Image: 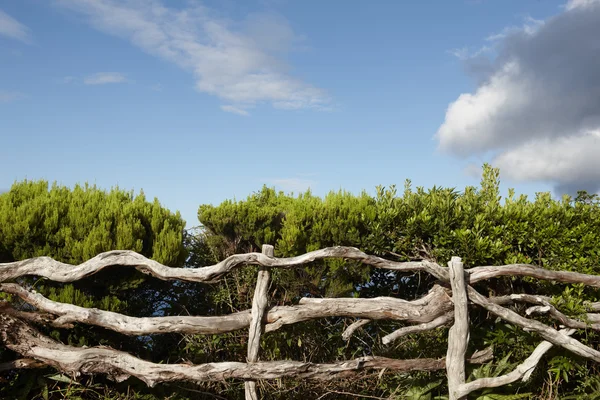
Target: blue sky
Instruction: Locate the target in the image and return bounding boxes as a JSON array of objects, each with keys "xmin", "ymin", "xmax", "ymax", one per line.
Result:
[{"xmin": 1, "ymin": 0, "xmax": 599, "ymax": 227}]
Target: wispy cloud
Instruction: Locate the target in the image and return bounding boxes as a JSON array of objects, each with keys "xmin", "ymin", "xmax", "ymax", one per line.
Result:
[
  {"xmin": 268, "ymin": 177, "xmax": 315, "ymax": 193},
  {"xmin": 447, "ymin": 16, "xmax": 542, "ymax": 61},
  {"xmin": 150, "ymin": 83, "xmax": 163, "ymax": 91},
  {"xmin": 485, "ymin": 16, "xmax": 544, "ymax": 42},
  {"xmin": 447, "ymin": 45, "xmax": 491, "ymax": 61},
  {"xmin": 83, "ymin": 72, "xmax": 128, "ymax": 85},
  {"xmin": 0, "ymin": 9, "xmax": 31, "ymax": 43},
  {"xmin": 221, "ymin": 104, "xmax": 250, "ymax": 116},
  {"xmin": 565, "ymin": 0, "xmax": 600, "ymax": 11},
  {"xmin": 59, "ymin": 76, "xmax": 78, "ymax": 84},
  {"xmin": 0, "ymin": 90, "xmax": 26, "ymax": 103},
  {"xmin": 55, "ymin": 0, "xmax": 330, "ymax": 114}
]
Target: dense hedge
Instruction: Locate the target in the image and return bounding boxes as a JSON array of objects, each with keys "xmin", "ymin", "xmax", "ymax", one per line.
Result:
[
  {"xmin": 2, "ymin": 167, "xmax": 600, "ymax": 399},
  {"xmin": 196, "ymin": 165, "xmax": 600, "ymax": 399},
  {"xmin": 0, "ymin": 180, "xmax": 190, "ymax": 399}
]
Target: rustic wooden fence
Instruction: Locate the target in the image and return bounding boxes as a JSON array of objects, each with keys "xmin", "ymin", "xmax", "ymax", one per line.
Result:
[{"xmin": 3, "ymin": 245, "xmax": 600, "ymax": 399}]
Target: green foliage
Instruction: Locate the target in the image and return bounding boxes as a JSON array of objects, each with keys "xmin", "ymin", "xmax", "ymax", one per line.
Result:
[
  {"xmin": 465, "ymin": 354, "xmax": 532, "ymax": 399},
  {"xmin": 0, "ymin": 180, "xmax": 186, "ymax": 265},
  {"xmin": 401, "ymin": 379, "xmax": 444, "ymax": 399},
  {"xmin": 551, "ymin": 284, "xmax": 589, "ymax": 319},
  {"xmin": 6, "ymin": 165, "xmax": 600, "ymax": 398},
  {"xmin": 192, "ymin": 163, "xmax": 600, "ymax": 398},
  {"xmin": 0, "ymin": 180, "xmax": 188, "ymax": 399}
]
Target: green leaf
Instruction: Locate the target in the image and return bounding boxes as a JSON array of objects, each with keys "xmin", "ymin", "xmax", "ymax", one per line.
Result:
[{"xmin": 45, "ymin": 374, "xmax": 80, "ymax": 385}]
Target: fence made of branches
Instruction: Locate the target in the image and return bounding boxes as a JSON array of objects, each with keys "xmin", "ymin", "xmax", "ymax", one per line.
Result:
[{"xmin": 3, "ymin": 245, "xmax": 600, "ymax": 399}]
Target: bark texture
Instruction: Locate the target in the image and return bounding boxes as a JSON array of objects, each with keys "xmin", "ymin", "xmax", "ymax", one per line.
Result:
[
  {"xmin": 446, "ymin": 257, "xmax": 469, "ymax": 400},
  {"xmin": 4, "ymin": 247, "xmax": 600, "ymax": 398},
  {"xmin": 245, "ymin": 244, "xmax": 273, "ymax": 400},
  {"xmin": 0, "ymin": 314, "xmax": 492, "ymax": 386},
  {"xmin": 0, "ymin": 283, "xmax": 451, "ymax": 335},
  {"xmin": 0, "ymin": 246, "xmax": 448, "ymax": 283}
]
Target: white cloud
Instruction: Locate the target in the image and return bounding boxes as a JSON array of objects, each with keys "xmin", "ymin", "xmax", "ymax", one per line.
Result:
[
  {"xmin": 437, "ymin": 61, "xmax": 534, "ymax": 155},
  {"xmin": 0, "ymin": 9, "xmax": 31, "ymax": 43},
  {"xmin": 59, "ymin": 76, "xmax": 77, "ymax": 84},
  {"xmin": 55, "ymin": 0, "xmax": 329, "ymax": 114},
  {"xmin": 268, "ymin": 178, "xmax": 315, "ymax": 193},
  {"xmin": 447, "ymin": 46, "xmax": 491, "ymax": 61},
  {"xmin": 485, "ymin": 16, "xmax": 544, "ymax": 41},
  {"xmin": 83, "ymin": 72, "xmax": 128, "ymax": 85},
  {"xmin": 0, "ymin": 90, "xmax": 25, "ymax": 103},
  {"xmin": 494, "ymin": 132, "xmax": 600, "ymax": 194},
  {"xmin": 437, "ymin": 1, "xmax": 600, "ymax": 194},
  {"xmin": 448, "ymin": 47, "xmax": 470, "ymax": 60},
  {"xmin": 565, "ymin": 0, "xmax": 600, "ymax": 11},
  {"xmin": 221, "ymin": 105, "xmax": 250, "ymax": 116},
  {"xmin": 150, "ymin": 83, "xmax": 163, "ymax": 91}
]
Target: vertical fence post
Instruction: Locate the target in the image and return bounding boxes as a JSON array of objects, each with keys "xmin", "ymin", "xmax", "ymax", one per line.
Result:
[
  {"xmin": 245, "ymin": 244, "xmax": 273, "ymax": 400},
  {"xmin": 446, "ymin": 256, "xmax": 469, "ymax": 400}
]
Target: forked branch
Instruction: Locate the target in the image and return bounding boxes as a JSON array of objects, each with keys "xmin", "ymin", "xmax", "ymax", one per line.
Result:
[
  {"xmin": 457, "ymin": 329, "xmax": 575, "ymax": 398},
  {"xmin": 468, "ymin": 287, "xmax": 600, "ymax": 362}
]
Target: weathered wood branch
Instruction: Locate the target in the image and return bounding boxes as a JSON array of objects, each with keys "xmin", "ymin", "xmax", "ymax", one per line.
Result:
[
  {"xmin": 6, "ymin": 247, "xmax": 600, "ymax": 291},
  {"xmin": 1, "ymin": 283, "xmax": 253, "ymax": 334},
  {"xmin": 0, "ymin": 315, "xmax": 492, "ymax": 387},
  {"xmin": 583, "ymin": 313, "xmax": 600, "ymax": 323},
  {"xmin": 456, "ymin": 329, "xmax": 576, "ymax": 398},
  {"xmin": 382, "ymin": 313, "xmax": 453, "ymax": 345},
  {"xmin": 487, "ymin": 294, "xmax": 600, "ymax": 329},
  {"xmin": 468, "ymin": 286, "xmax": 600, "ymax": 362},
  {"xmin": 516, "ymin": 295, "xmax": 600, "ymax": 330},
  {"xmin": 488, "ymin": 294, "xmax": 600, "ymax": 330},
  {"xmin": 446, "ymin": 257, "xmax": 469, "ymax": 400},
  {"xmin": 0, "ymin": 358, "xmax": 46, "ymax": 372},
  {"xmin": 0, "ymin": 283, "xmax": 451, "ymax": 336},
  {"xmin": 246, "ymin": 245, "xmax": 273, "ymax": 400},
  {"xmin": 0, "ymin": 300, "xmax": 56, "ymax": 326},
  {"xmin": 488, "ymin": 294, "xmax": 553, "ymax": 306},
  {"xmin": 285, "ymin": 285, "xmax": 452, "ymax": 329},
  {"xmin": 0, "ymin": 246, "xmax": 448, "ymax": 284},
  {"xmin": 8, "ymin": 245, "xmax": 600, "ymax": 397},
  {"xmin": 588, "ymin": 302, "xmax": 600, "ymax": 312},
  {"xmin": 467, "ymin": 264, "xmax": 600, "ymax": 287},
  {"xmin": 342, "ymin": 319, "xmax": 371, "ymax": 341},
  {"xmin": 6, "ymin": 244, "xmax": 600, "ymax": 294}
]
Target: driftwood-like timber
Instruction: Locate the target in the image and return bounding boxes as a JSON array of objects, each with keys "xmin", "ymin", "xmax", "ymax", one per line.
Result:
[
  {"xmin": 245, "ymin": 245, "xmax": 273, "ymax": 400},
  {"xmin": 446, "ymin": 257, "xmax": 469, "ymax": 400},
  {"xmin": 0, "ymin": 314, "xmax": 493, "ymax": 387},
  {"xmin": 468, "ymin": 287, "xmax": 600, "ymax": 362},
  {"xmin": 3, "ymin": 246, "xmax": 600, "ymax": 398},
  {"xmin": 0, "ymin": 358, "xmax": 46, "ymax": 372},
  {"xmin": 0, "ymin": 246, "xmax": 448, "ymax": 283},
  {"xmin": 468, "ymin": 264, "xmax": 600, "ymax": 287},
  {"xmin": 381, "ymin": 313, "xmax": 453, "ymax": 345},
  {"xmin": 343, "ymin": 319, "xmax": 371, "ymax": 341},
  {"xmin": 456, "ymin": 329, "xmax": 576, "ymax": 398},
  {"xmin": 0, "ymin": 283, "xmax": 451, "ymax": 336},
  {"xmin": 489, "ymin": 293, "xmax": 600, "ymax": 330},
  {"xmin": 5, "ymin": 246, "xmax": 600, "ymax": 287}
]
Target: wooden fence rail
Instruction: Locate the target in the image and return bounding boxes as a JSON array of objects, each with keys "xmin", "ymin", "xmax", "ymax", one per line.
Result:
[{"xmin": 2, "ymin": 245, "xmax": 600, "ymax": 399}]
